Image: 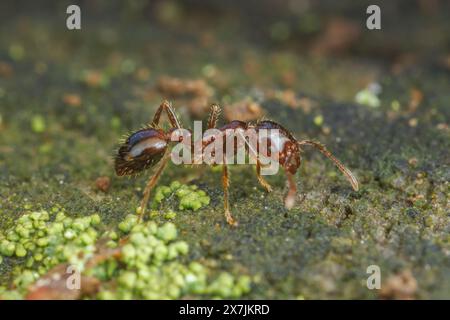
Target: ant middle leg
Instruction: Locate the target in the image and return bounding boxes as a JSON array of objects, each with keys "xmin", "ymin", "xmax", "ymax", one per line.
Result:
[
  {"xmin": 138, "ymin": 151, "xmax": 171, "ymax": 222},
  {"xmin": 151, "ymin": 100, "xmax": 182, "ymax": 129},
  {"xmin": 256, "ymin": 160, "xmax": 273, "ymax": 193},
  {"xmin": 222, "ymin": 164, "xmax": 238, "ymax": 226}
]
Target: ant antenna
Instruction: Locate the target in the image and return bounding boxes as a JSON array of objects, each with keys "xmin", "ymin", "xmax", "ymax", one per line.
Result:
[{"xmin": 297, "ymin": 140, "xmax": 359, "ymax": 191}]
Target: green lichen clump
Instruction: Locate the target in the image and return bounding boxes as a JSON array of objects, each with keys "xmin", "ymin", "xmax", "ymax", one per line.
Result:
[
  {"xmin": 97, "ymin": 215, "xmax": 250, "ymax": 299},
  {"xmin": 0, "ymin": 208, "xmax": 251, "ymax": 300},
  {"xmin": 151, "ymin": 181, "xmax": 211, "ymax": 212},
  {"xmin": 354, "ymin": 84, "xmax": 381, "ymax": 108},
  {"xmin": 0, "ymin": 208, "xmax": 102, "ymax": 294}
]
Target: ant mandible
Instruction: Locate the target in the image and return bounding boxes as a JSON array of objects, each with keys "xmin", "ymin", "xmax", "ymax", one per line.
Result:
[{"xmin": 115, "ymin": 100, "xmax": 359, "ymax": 226}]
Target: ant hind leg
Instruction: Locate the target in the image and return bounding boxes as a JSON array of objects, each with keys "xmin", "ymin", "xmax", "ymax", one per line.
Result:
[
  {"xmin": 222, "ymin": 164, "xmax": 238, "ymax": 226},
  {"xmin": 284, "ymin": 170, "xmax": 297, "ymax": 210}
]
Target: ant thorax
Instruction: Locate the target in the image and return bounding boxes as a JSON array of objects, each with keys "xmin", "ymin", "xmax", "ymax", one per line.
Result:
[{"xmin": 170, "ymin": 121, "xmax": 282, "ymax": 175}]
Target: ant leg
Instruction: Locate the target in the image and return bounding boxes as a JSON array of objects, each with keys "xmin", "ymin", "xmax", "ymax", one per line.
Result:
[
  {"xmin": 151, "ymin": 100, "xmax": 182, "ymax": 129},
  {"xmin": 243, "ymin": 133, "xmax": 272, "ymax": 193},
  {"xmin": 297, "ymin": 140, "xmax": 359, "ymax": 191},
  {"xmin": 284, "ymin": 170, "xmax": 297, "ymax": 210},
  {"xmin": 256, "ymin": 160, "xmax": 273, "ymax": 193},
  {"xmin": 222, "ymin": 164, "xmax": 238, "ymax": 226},
  {"xmin": 207, "ymin": 104, "xmax": 221, "ymax": 129},
  {"xmin": 138, "ymin": 152, "xmax": 171, "ymax": 222}
]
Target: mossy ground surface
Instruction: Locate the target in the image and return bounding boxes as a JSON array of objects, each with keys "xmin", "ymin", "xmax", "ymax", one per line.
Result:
[{"xmin": 0, "ymin": 1, "xmax": 449, "ymax": 299}]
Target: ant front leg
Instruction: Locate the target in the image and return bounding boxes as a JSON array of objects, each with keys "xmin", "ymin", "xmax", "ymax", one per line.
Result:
[
  {"xmin": 206, "ymin": 104, "xmax": 237, "ymax": 226},
  {"xmin": 138, "ymin": 151, "xmax": 171, "ymax": 222},
  {"xmin": 222, "ymin": 163, "xmax": 238, "ymax": 226},
  {"xmin": 151, "ymin": 100, "xmax": 182, "ymax": 129}
]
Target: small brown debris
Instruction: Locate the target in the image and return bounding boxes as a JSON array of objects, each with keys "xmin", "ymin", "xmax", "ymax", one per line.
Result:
[
  {"xmin": 297, "ymin": 98, "xmax": 316, "ymax": 114},
  {"xmin": 0, "ymin": 61, "xmax": 13, "ymax": 77},
  {"xmin": 408, "ymin": 118, "xmax": 418, "ymax": 127},
  {"xmin": 200, "ymin": 31, "xmax": 215, "ymax": 48},
  {"xmin": 135, "ymin": 67, "xmax": 150, "ymax": 81},
  {"xmin": 379, "ymin": 270, "xmax": 417, "ymax": 300},
  {"xmin": 223, "ymin": 99, "xmax": 264, "ymax": 122},
  {"xmin": 322, "ymin": 126, "xmax": 331, "ymax": 135},
  {"xmin": 156, "ymin": 76, "xmax": 212, "ymax": 98},
  {"xmin": 155, "ymin": 76, "xmax": 214, "ymax": 119},
  {"xmin": 243, "ymin": 56, "xmax": 261, "ymax": 77},
  {"xmin": 26, "ymin": 264, "xmax": 100, "ymax": 300},
  {"xmin": 278, "ymin": 90, "xmax": 299, "ymax": 109},
  {"xmin": 418, "ymin": 0, "xmax": 440, "ymax": 15},
  {"xmin": 281, "ymin": 70, "xmax": 296, "ymax": 87},
  {"xmin": 408, "ymin": 157, "xmax": 418, "ymax": 167},
  {"xmin": 83, "ymin": 70, "xmax": 103, "ymax": 88},
  {"xmin": 34, "ymin": 62, "xmax": 48, "ymax": 75},
  {"xmin": 62, "ymin": 94, "xmax": 82, "ymax": 107},
  {"xmin": 409, "ymin": 88, "xmax": 423, "ymax": 112},
  {"xmin": 440, "ymin": 54, "xmax": 450, "ymax": 71},
  {"xmin": 408, "ymin": 193, "xmax": 425, "ymax": 205},
  {"xmin": 95, "ymin": 176, "xmax": 111, "ymax": 192},
  {"xmin": 436, "ymin": 123, "xmax": 448, "ymax": 132},
  {"xmin": 187, "ymin": 96, "xmax": 210, "ymax": 118},
  {"xmin": 267, "ymin": 89, "xmax": 316, "ymax": 113},
  {"xmin": 391, "ymin": 53, "xmax": 419, "ymax": 75},
  {"xmin": 311, "ymin": 18, "xmax": 361, "ymax": 56}
]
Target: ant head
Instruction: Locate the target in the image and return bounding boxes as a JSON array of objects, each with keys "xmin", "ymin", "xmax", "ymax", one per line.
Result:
[{"xmin": 115, "ymin": 128, "xmax": 169, "ymax": 176}]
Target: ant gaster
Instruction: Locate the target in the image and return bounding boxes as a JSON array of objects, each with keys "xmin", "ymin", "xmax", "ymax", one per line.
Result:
[{"xmin": 115, "ymin": 100, "xmax": 359, "ymax": 226}]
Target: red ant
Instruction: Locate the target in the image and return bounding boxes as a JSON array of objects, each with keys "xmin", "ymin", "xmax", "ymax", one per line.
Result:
[{"xmin": 115, "ymin": 100, "xmax": 359, "ymax": 226}]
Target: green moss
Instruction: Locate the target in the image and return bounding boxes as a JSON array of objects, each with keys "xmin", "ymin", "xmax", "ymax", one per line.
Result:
[
  {"xmin": 354, "ymin": 88, "xmax": 381, "ymax": 108},
  {"xmin": 8, "ymin": 43, "xmax": 25, "ymax": 61},
  {"xmin": 0, "ymin": 209, "xmax": 251, "ymax": 300},
  {"xmin": 150, "ymin": 182, "xmax": 211, "ymax": 213},
  {"xmin": 30, "ymin": 115, "xmax": 46, "ymax": 133}
]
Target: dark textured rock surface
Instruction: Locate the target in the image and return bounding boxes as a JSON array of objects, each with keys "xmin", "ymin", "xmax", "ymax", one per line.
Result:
[{"xmin": 0, "ymin": 1, "xmax": 449, "ymax": 298}]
